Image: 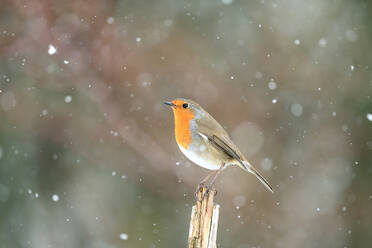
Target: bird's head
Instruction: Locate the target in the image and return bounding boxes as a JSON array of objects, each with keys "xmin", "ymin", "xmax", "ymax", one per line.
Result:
[
  {"xmin": 164, "ymin": 98, "xmax": 202, "ymax": 120},
  {"xmin": 164, "ymin": 99, "xmax": 203, "ymax": 148}
]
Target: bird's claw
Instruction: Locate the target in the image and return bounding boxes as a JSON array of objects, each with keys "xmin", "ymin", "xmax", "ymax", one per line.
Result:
[
  {"xmin": 194, "ymin": 183, "xmax": 204, "ymax": 201},
  {"xmin": 194, "ymin": 183, "xmax": 216, "ymax": 201}
]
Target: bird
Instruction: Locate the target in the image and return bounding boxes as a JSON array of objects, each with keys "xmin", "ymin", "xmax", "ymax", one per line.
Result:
[{"xmin": 164, "ymin": 98, "xmax": 273, "ymax": 193}]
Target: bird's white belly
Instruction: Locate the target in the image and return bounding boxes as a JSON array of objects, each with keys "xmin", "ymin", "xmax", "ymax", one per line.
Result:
[{"xmin": 179, "ymin": 145, "xmax": 220, "ymax": 170}]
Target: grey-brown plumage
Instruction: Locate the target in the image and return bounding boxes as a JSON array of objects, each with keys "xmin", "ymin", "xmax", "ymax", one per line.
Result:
[{"xmin": 165, "ymin": 98, "xmax": 274, "ymax": 193}]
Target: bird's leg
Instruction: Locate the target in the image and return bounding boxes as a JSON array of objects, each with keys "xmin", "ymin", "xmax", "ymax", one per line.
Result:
[
  {"xmin": 200, "ymin": 170, "xmax": 217, "ymax": 186},
  {"xmin": 208, "ymin": 163, "xmax": 225, "ymax": 188},
  {"xmin": 197, "ymin": 164, "xmax": 225, "ymax": 200},
  {"xmin": 194, "ymin": 170, "xmax": 217, "ymax": 200}
]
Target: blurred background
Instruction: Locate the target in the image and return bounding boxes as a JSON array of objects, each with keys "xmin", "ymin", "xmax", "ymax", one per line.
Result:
[{"xmin": 0, "ymin": 0, "xmax": 372, "ymax": 247}]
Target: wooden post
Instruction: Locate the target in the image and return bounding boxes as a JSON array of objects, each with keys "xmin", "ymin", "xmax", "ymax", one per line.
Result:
[{"xmin": 188, "ymin": 186, "xmax": 220, "ymax": 248}]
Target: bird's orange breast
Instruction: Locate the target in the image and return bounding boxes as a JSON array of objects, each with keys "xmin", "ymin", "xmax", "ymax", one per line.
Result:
[{"xmin": 173, "ymin": 108, "xmax": 195, "ymax": 149}]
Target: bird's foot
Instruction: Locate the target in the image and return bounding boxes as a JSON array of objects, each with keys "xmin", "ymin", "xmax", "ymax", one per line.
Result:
[
  {"xmin": 194, "ymin": 183, "xmax": 216, "ymax": 201},
  {"xmin": 194, "ymin": 183, "xmax": 205, "ymax": 201}
]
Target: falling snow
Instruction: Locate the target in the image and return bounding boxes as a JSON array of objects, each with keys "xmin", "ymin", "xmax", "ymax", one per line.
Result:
[
  {"xmin": 52, "ymin": 194, "xmax": 59, "ymax": 202},
  {"xmin": 268, "ymin": 78, "xmax": 277, "ymax": 90},
  {"xmin": 291, "ymin": 103, "xmax": 303, "ymax": 117},
  {"xmin": 261, "ymin": 158, "xmax": 273, "ymax": 170},
  {"xmin": 106, "ymin": 17, "xmax": 115, "ymax": 24},
  {"xmin": 164, "ymin": 19, "xmax": 173, "ymax": 27},
  {"xmin": 64, "ymin": 95, "xmax": 72, "ymax": 103},
  {"xmin": 318, "ymin": 38, "xmax": 327, "ymax": 47},
  {"xmin": 48, "ymin": 44, "xmax": 57, "ymax": 55},
  {"xmin": 221, "ymin": 0, "xmax": 233, "ymax": 5},
  {"xmin": 41, "ymin": 109, "xmax": 48, "ymax": 116},
  {"xmin": 119, "ymin": 233, "xmax": 128, "ymax": 240},
  {"xmin": 1, "ymin": 1, "xmax": 371, "ymax": 247}
]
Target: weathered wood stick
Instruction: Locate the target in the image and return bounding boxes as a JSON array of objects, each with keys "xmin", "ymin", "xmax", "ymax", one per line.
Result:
[{"xmin": 188, "ymin": 186, "xmax": 220, "ymax": 248}]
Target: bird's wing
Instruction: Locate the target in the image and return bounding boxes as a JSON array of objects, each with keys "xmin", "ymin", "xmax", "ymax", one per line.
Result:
[
  {"xmin": 197, "ymin": 117, "xmax": 274, "ymax": 193},
  {"xmin": 197, "ymin": 123, "xmax": 248, "ymax": 171}
]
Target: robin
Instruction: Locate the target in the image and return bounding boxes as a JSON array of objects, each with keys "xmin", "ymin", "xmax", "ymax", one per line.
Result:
[{"xmin": 164, "ymin": 98, "xmax": 273, "ymax": 193}]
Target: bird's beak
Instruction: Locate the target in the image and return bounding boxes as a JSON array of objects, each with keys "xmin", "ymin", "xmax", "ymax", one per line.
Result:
[{"xmin": 164, "ymin": 101, "xmax": 176, "ymax": 107}]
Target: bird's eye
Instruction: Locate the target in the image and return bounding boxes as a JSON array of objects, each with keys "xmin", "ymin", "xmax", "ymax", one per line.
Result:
[{"xmin": 182, "ymin": 103, "xmax": 188, "ymax": 109}]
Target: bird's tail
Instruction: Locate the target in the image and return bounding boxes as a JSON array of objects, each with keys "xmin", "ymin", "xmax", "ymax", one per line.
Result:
[{"xmin": 241, "ymin": 161, "xmax": 274, "ymax": 193}]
